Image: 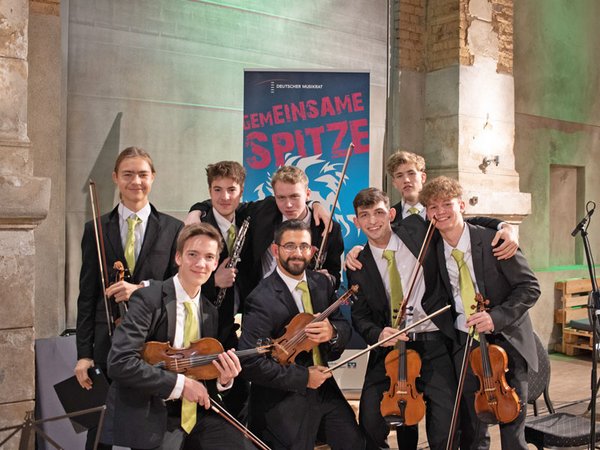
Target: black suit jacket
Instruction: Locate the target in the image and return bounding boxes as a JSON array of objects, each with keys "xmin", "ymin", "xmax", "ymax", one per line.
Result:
[
  {"xmin": 349, "ymin": 215, "xmax": 455, "ymax": 386},
  {"xmin": 103, "ymin": 278, "xmax": 219, "ymax": 449},
  {"xmin": 435, "ymin": 223, "xmax": 540, "ymax": 371},
  {"xmin": 238, "ymin": 270, "xmax": 351, "ymax": 446},
  {"xmin": 76, "ymin": 204, "xmax": 183, "ymax": 367}
]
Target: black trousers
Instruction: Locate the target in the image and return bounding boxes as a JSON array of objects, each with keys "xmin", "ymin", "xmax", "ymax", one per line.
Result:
[
  {"xmin": 359, "ymin": 337, "xmax": 457, "ymax": 450},
  {"xmin": 453, "ymin": 332, "xmax": 529, "ymax": 450},
  {"xmin": 257, "ymin": 381, "xmax": 365, "ymax": 450},
  {"xmin": 131, "ymin": 408, "xmax": 254, "ymax": 450}
]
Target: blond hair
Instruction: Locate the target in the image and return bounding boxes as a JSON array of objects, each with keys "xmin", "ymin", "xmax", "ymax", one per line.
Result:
[
  {"xmin": 419, "ymin": 176, "xmax": 463, "ymax": 206},
  {"xmin": 386, "ymin": 150, "xmax": 426, "ymax": 176},
  {"xmin": 114, "ymin": 147, "xmax": 155, "ymax": 174},
  {"xmin": 270, "ymin": 165, "xmax": 308, "ymax": 188}
]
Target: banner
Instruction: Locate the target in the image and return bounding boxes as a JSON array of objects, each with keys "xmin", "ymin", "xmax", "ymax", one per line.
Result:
[{"xmin": 243, "ymin": 70, "xmax": 370, "ymax": 263}]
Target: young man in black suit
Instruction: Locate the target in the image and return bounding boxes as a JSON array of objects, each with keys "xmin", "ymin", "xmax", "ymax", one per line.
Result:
[
  {"xmin": 238, "ymin": 220, "xmax": 364, "ymax": 450},
  {"xmin": 420, "ymin": 176, "xmax": 540, "ymax": 450},
  {"xmin": 75, "ymin": 147, "xmax": 183, "ymax": 449},
  {"xmin": 195, "ymin": 160, "xmax": 250, "ymax": 419},
  {"xmin": 348, "ymin": 188, "xmax": 456, "ymax": 450},
  {"xmin": 102, "ymin": 223, "xmax": 248, "ymax": 450}
]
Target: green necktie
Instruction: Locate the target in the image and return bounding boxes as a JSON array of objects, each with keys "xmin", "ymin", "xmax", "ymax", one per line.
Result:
[
  {"xmin": 227, "ymin": 224, "xmax": 236, "ymax": 254},
  {"xmin": 181, "ymin": 301, "xmax": 199, "ymax": 433},
  {"xmin": 408, "ymin": 207, "xmax": 420, "ymax": 215},
  {"xmin": 382, "ymin": 250, "xmax": 403, "ymax": 327},
  {"xmin": 296, "ymin": 281, "xmax": 323, "ymax": 367},
  {"xmin": 124, "ymin": 215, "xmax": 141, "ymax": 272},
  {"xmin": 451, "ymin": 249, "xmax": 478, "ymax": 339}
]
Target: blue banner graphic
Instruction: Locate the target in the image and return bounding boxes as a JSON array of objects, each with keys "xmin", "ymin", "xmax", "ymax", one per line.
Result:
[{"xmin": 243, "ymin": 70, "xmax": 370, "ymax": 261}]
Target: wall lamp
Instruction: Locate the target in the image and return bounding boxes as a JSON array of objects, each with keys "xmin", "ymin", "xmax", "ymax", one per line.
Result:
[{"xmin": 479, "ymin": 155, "xmax": 499, "ymax": 174}]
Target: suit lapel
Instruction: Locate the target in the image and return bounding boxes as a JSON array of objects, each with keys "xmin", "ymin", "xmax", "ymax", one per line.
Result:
[
  {"xmin": 105, "ymin": 206, "xmax": 125, "ymax": 263},
  {"xmin": 468, "ymin": 223, "xmax": 486, "ymax": 296},
  {"xmin": 164, "ymin": 279, "xmax": 177, "ymax": 344},
  {"xmin": 362, "ymin": 244, "xmax": 391, "ymax": 323},
  {"xmin": 136, "ymin": 205, "xmax": 160, "ymax": 276},
  {"xmin": 436, "ymin": 235, "xmax": 453, "ymax": 296},
  {"xmin": 273, "ymin": 272, "xmax": 301, "ymax": 316},
  {"xmin": 206, "ymin": 209, "xmax": 230, "ymax": 260},
  {"xmin": 395, "ymin": 224, "xmax": 420, "ymax": 257}
]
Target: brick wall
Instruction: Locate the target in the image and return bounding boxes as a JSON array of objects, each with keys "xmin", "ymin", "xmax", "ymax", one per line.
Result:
[
  {"xmin": 492, "ymin": 0, "xmax": 513, "ymax": 73},
  {"xmin": 426, "ymin": 0, "xmax": 461, "ymax": 71},
  {"xmin": 397, "ymin": 0, "xmax": 426, "ymax": 71}
]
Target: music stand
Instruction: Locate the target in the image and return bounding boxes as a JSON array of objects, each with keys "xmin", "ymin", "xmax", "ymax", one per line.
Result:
[{"xmin": 0, "ymin": 406, "xmax": 106, "ymax": 450}]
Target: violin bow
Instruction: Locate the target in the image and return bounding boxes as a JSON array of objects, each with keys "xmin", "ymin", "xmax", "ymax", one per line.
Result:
[
  {"xmin": 209, "ymin": 398, "xmax": 271, "ymax": 450},
  {"xmin": 324, "ymin": 305, "xmax": 451, "ymax": 374},
  {"xmin": 392, "ymin": 217, "xmax": 437, "ymax": 330},
  {"xmin": 89, "ymin": 179, "xmax": 115, "ymax": 336},
  {"xmin": 445, "ymin": 328, "xmax": 476, "ymax": 450},
  {"xmin": 314, "ymin": 142, "xmax": 354, "ymax": 270}
]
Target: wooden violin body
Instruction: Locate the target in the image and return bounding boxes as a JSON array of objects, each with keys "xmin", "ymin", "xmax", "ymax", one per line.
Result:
[
  {"xmin": 469, "ymin": 294, "xmax": 521, "ymax": 424},
  {"xmin": 380, "ymin": 342, "xmax": 425, "ymax": 426},
  {"xmin": 143, "ymin": 337, "xmax": 272, "ymax": 380},
  {"xmin": 271, "ymin": 313, "xmax": 316, "ymax": 365},
  {"xmin": 269, "ymin": 285, "xmax": 359, "ymax": 366}
]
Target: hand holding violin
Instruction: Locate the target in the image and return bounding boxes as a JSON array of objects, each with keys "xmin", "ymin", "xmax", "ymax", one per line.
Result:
[
  {"xmin": 466, "ymin": 311, "xmax": 495, "ymax": 334},
  {"xmin": 304, "ymin": 317, "xmax": 335, "ymax": 344},
  {"xmin": 378, "ymin": 327, "xmax": 409, "ymax": 347},
  {"xmin": 105, "ymin": 280, "xmax": 143, "ymax": 303},
  {"xmin": 214, "ymin": 349, "xmax": 242, "ymax": 386}
]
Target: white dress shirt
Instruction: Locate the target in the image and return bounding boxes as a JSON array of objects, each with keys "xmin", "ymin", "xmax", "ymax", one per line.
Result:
[
  {"xmin": 118, "ymin": 202, "xmax": 151, "ymax": 261},
  {"xmin": 370, "ymin": 233, "xmax": 437, "ymax": 333}
]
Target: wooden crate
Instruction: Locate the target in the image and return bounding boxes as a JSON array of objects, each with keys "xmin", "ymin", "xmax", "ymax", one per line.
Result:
[
  {"xmin": 554, "ymin": 278, "xmax": 598, "ymax": 355},
  {"xmin": 562, "ymin": 327, "xmax": 594, "ymax": 356}
]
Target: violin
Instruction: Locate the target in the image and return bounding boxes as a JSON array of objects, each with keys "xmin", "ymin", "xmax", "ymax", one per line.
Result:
[
  {"xmin": 270, "ymin": 285, "xmax": 358, "ymax": 365},
  {"xmin": 143, "ymin": 337, "xmax": 273, "ymax": 381},
  {"xmin": 469, "ymin": 293, "xmax": 521, "ymax": 424},
  {"xmin": 142, "ymin": 338, "xmax": 273, "ymax": 450},
  {"xmin": 380, "ymin": 219, "xmax": 437, "ymax": 426},
  {"xmin": 380, "ymin": 336, "xmax": 425, "ymax": 426}
]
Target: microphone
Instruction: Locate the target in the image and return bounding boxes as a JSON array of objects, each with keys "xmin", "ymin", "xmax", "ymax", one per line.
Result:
[{"xmin": 571, "ymin": 207, "xmax": 595, "ymax": 237}]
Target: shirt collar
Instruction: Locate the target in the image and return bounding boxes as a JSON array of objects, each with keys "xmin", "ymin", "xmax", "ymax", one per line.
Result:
[
  {"xmin": 403, "ymin": 202, "xmax": 424, "ymax": 216},
  {"xmin": 212, "ymin": 207, "xmax": 235, "ymax": 235},
  {"xmin": 118, "ymin": 202, "xmax": 151, "ymax": 222},
  {"xmin": 370, "ymin": 231, "xmax": 401, "ymax": 259},
  {"xmin": 443, "ymin": 223, "xmax": 471, "ymax": 256},
  {"xmin": 276, "ymin": 266, "xmax": 307, "ymax": 293},
  {"xmin": 173, "ymin": 273, "xmax": 201, "ymax": 305}
]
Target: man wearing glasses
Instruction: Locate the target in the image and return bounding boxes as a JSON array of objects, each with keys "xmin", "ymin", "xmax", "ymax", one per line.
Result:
[{"xmin": 238, "ymin": 220, "xmax": 364, "ymax": 450}]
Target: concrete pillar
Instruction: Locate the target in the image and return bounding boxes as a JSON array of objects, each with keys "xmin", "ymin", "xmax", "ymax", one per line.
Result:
[
  {"xmin": 422, "ymin": 0, "xmax": 530, "ymax": 222},
  {"xmin": 0, "ymin": 0, "xmax": 51, "ymax": 447}
]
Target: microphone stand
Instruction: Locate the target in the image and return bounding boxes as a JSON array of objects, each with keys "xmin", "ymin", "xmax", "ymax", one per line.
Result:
[{"xmin": 571, "ymin": 201, "xmax": 598, "ymax": 449}]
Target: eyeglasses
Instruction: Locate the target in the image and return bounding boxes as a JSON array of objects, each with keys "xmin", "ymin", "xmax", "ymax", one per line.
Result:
[{"xmin": 279, "ymin": 243, "xmax": 312, "ymax": 253}]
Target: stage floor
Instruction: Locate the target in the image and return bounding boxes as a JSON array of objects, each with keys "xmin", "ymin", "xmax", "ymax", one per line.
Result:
[{"xmin": 337, "ymin": 351, "xmax": 600, "ymax": 450}]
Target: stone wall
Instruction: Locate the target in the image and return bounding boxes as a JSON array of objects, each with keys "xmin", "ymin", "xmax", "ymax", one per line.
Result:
[{"xmin": 0, "ymin": 0, "xmax": 50, "ymax": 447}]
